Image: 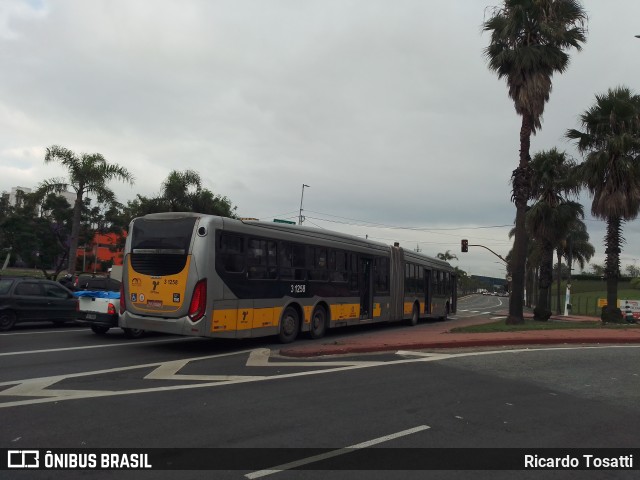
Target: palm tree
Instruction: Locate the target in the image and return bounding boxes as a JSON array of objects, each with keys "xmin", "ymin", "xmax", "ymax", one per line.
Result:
[
  {"xmin": 567, "ymin": 86, "xmax": 640, "ymax": 322},
  {"xmin": 483, "ymin": 0, "xmax": 587, "ymax": 323},
  {"xmin": 526, "ymin": 149, "xmax": 583, "ymax": 320},
  {"xmin": 37, "ymin": 146, "xmax": 134, "ymax": 275},
  {"xmin": 158, "ymin": 170, "xmax": 237, "ymax": 217},
  {"xmin": 161, "ymin": 169, "xmax": 202, "ymax": 212},
  {"xmin": 555, "ymin": 219, "xmax": 594, "ymax": 313},
  {"xmin": 437, "ymin": 250, "xmax": 459, "ymax": 262}
]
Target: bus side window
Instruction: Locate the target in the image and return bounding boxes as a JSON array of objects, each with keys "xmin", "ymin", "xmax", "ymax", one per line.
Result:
[
  {"xmin": 374, "ymin": 257, "xmax": 389, "ymax": 293},
  {"xmin": 280, "ymin": 242, "xmax": 306, "ymax": 281},
  {"xmin": 331, "ymin": 251, "xmax": 348, "ymax": 282},
  {"xmin": 247, "ymin": 238, "xmax": 267, "ymax": 279},
  {"xmin": 309, "ymin": 247, "xmax": 328, "ymax": 281},
  {"xmin": 348, "ymin": 253, "xmax": 358, "ymax": 290},
  {"xmin": 220, "ymin": 234, "xmax": 244, "ymax": 273}
]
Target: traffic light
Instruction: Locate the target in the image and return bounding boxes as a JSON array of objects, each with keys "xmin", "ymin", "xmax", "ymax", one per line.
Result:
[{"xmin": 461, "ymin": 239, "xmax": 468, "ymax": 252}]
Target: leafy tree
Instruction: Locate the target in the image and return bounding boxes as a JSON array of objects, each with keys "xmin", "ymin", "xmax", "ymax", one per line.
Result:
[
  {"xmin": 567, "ymin": 87, "xmax": 640, "ymax": 322},
  {"xmin": 0, "ymin": 192, "xmax": 73, "ymax": 278},
  {"xmin": 36, "ymin": 145, "xmax": 134, "ymax": 275},
  {"xmin": 589, "ymin": 263, "xmax": 605, "ymax": 277},
  {"xmin": 483, "ymin": 0, "xmax": 587, "ymax": 323},
  {"xmin": 625, "ymin": 264, "xmax": 640, "ymax": 278}
]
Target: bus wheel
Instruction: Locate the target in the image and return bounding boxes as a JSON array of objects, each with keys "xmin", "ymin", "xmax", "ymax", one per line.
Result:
[
  {"xmin": 278, "ymin": 307, "xmax": 300, "ymax": 343},
  {"xmin": 407, "ymin": 304, "xmax": 419, "ymax": 326},
  {"xmin": 309, "ymin": 306, "xmax": 327, "ymax": 339},
  {"xmin": 123, "ymin": 328, "xmax": 145, "ymax": 339}
]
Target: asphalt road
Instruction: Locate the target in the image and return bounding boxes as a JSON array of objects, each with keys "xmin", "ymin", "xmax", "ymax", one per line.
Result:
[{"xmin": 1, "ymin": 318, "xmax": 639, "ymax": 480}]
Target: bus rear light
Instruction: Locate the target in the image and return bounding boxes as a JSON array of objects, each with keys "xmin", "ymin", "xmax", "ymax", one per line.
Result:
[
  {"xmin": 119, "ymin": 284, "xmax": 126, "ymax": 314},
  {"xmin": 108, "ymin": 303, "xmax": 116, "ymax": 316},
  {"xmin": 188, "ymin": 279, "xmax": 207, "ymax": 322}
]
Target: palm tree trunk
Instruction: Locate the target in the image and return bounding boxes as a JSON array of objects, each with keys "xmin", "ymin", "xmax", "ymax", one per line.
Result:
[
  {"xmin": 67, "ymin": 190, "xmax": 83, "ymax": 275},
  {"xmin": 535, "ymin": 242, "xmax": 554, "ymax": 321},
  {"xmin": 603, "ymin": 216, "xmax": 623, "ymax": 323},
  {"xmin": 556, "ymin": 250, "xmax": 562, "ymax": 314},
  {"xmin": 508, "ymin": 114, "xmax": 533, "ymax": 324}
]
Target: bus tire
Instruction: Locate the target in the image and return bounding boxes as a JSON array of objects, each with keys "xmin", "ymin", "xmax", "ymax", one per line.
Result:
[
  {"xmin": 278, "ymin": 307, "xmax": 300, "ymax": 344},
  {"xmin": 309, "ymin": 306, "xmax": 328, "ymax": 339},
  {"xmin": 407, "ymin": 303, "xmax": 419, "ymax": 326},
  {"xmin": 123, "ymin": 328, "xmax": 145, "ymax": 339}
]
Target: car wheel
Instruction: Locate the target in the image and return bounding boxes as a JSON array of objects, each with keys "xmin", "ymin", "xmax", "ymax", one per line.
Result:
[
  {"xmin": 278, "ymin": 307, "xmax": 300, "ymax": 344},
  {"xmin": 0, "ymin": 310, "xmax": 17, "ymax": 331},
  {"xmin": 123, "ymin": 328, "xmax": 145, "ymax": 339},
  {"xmin": 91, "ymin": 325, "xmax": 110, "ymax": 335}
]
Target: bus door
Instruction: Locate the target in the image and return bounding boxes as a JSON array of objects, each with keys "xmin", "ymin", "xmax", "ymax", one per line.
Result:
[
  {"xmin": 424, "ymin": 269, "xmax": 432, "ymax": 315},
  {"xmin": 359, "ymin": 257, "xmax": 373, "ymax": 319}
]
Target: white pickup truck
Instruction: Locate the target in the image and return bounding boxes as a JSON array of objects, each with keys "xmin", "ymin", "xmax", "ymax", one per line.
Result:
[{"xmin": 74, "ymin": 268, "xmax": 144, "ymax": 338}]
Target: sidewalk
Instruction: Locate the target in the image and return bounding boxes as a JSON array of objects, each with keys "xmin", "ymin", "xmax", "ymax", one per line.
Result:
[{"xmin": 280, "ymin": 312, "xmax": 640, "ymax": 357}]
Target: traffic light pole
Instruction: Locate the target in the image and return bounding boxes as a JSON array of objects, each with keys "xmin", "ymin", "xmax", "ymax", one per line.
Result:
[
  {"xmin": 461, "ymin": 239, "xmax": 507, "ymax": 264},
  {"xmin": 468, "ymin": 244, "xmax": 508, "ymax": 264}
]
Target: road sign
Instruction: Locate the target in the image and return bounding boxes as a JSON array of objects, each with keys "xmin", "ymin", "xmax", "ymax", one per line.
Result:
[{"xmin": 273, "ymin": 219, "xmax": 296, "ymax": 225}]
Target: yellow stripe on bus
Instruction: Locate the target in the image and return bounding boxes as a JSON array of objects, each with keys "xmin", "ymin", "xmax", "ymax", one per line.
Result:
[
  {"xmin": 211, "ymin": 307, "xmax": 283, "ymax": 332},
  {"xmin": 212, "ymin": 303, "xmax": 365, "ymax": 333}
]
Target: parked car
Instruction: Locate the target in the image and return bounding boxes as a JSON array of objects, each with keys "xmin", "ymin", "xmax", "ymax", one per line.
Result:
[
  {"xmin": 0, "ymin": 276, "xmax": 78, "ymax": 331},
  {"xmin": 75, "ymin": 277, "xmax": 144, "ymax": 338}
]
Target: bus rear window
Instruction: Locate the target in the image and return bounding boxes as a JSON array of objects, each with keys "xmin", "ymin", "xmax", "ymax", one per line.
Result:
[{"xmin": 132, "ymin": 217, "xmax": 197, "ymax": 253}]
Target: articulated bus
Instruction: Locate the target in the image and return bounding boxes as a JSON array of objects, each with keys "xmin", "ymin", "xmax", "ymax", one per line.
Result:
[{"xmin": 119, "ymin": 213, "xmax": 457, "ymax": 343}]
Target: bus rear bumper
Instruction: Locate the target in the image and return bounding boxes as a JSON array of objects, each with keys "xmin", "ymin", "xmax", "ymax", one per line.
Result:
[{"xmin": 119, "ymin": 311, "xmax": 204, "ymax": 336}]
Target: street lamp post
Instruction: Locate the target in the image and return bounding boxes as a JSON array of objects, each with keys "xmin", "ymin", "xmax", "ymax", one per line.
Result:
[{"xmin": 298, "ymin": 184, "xmax": 310, "ymax": 225}]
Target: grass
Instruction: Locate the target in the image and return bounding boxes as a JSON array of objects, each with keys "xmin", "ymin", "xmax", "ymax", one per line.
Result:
[
  {"xmin": 451, "ymin": 318, "xmax": 640, "ymax": 334},
  {"xmin": 0, "ymin": 267, "xmax": 47, "ymax": 278}
]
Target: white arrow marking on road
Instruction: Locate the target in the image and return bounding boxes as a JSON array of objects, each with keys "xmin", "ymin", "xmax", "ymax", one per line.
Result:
[
  {"xmin": 0, "ymin": 377, "xmax": 110, "ymax": 398},
  {"xmin": 145, "ymin": 359, "xmax": 263, "ymax": 382},
  {"xmin": 245, "ymin": 425, "xmax": 430, "ymax": 479},
  {"xmin": 246, "ymin": 348, "xmax": 385, "ymax": 367}
]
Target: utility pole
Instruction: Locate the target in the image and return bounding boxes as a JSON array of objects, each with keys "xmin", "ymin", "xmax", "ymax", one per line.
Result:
[{"xmin": 298, "ymin": 184, "xmax": 309, "ymax": 225}]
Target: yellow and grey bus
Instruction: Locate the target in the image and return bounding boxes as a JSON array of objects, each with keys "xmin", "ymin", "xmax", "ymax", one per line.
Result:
[{"xmin": 119, "ymin": 213, "xmax": 457, "ymax": 343}]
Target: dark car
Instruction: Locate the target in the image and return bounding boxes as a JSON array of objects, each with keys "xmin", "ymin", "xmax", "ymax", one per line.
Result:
[
  {"xmin": 0, "ymin": 276, "xmax": 78, "ymax": 331},
  {"xmin": 74, "ymin": 274, "xmax": 120, "ymax": 292}
]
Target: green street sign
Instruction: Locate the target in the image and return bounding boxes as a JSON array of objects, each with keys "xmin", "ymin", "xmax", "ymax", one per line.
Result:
[{"xmin": 273, "ymin": 219, "xmax": 296, "ymax": 225}]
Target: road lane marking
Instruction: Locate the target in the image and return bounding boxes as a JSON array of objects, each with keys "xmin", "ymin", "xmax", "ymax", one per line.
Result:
[
  {"xmin": 245, "ymin": 425, "xmax": 430, "ymax": 479},
  {"xmin": 145, "ymin": 359, "xmax": 263, "ymax": 382},
  {"xmin": 247, "ymin": 348, "xmax": 384, "ymax": 367},
  {"xmin": 0, "ymin": 347, "xmax": 385, "ymax": 407},
  {"xmin": 0, "ymin": 337, "xmax": 201, "ymax": 356},
  {"xmin": 2, "ymin": 345, "xmax": 639, "ymax": 409},
  {"xmin": 0, "ymin": 329, "xmax": 89, "ymax": 336}
]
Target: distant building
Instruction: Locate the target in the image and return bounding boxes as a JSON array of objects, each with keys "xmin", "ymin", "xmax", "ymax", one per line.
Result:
[
  {"xmin": 4, "ymin": 185, "xmax": 76, "ymax": 209},
  {"xmin": 8, "ymin": 186, "xmax": 32, "ymax": 206},
  {"xmin": 76, "ymin": 232, "xmax": 125, "ymax": 273}
]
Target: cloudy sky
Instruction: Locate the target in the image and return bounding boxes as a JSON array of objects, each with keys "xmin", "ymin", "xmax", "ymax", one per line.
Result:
[{"xmin": 1, "ymin": 0, "xmax": 639, "ymax": 278}]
